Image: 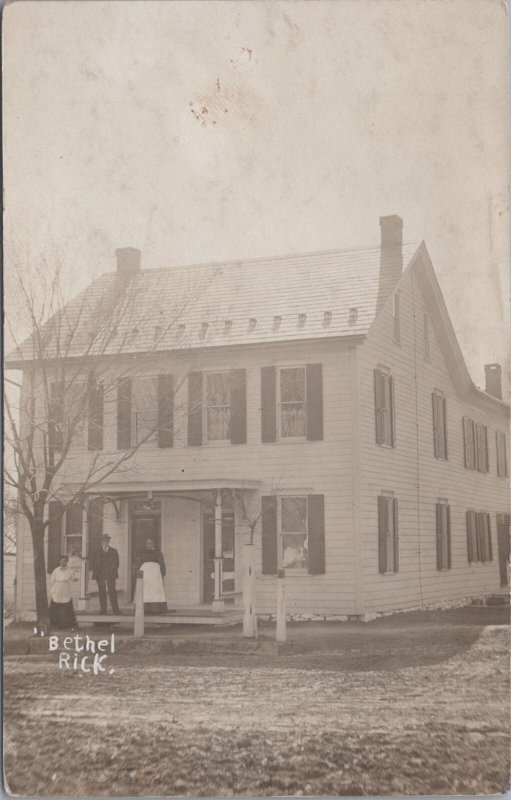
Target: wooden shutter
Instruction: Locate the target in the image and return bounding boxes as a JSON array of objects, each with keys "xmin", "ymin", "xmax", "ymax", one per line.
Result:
[
  {"xmin": 442, "ymin": 397, "xmax": 448, "ymax": 459},
  {"xmin": 436, "ymin": 503, "xmax": 443, "ymax": 570},
  {"xmin": 261, "ymin": 495, "xmax": 278, "ymax": 575},
  {"xmin": 374, "ymin": 370, "xmax": 385, "ymax": 444},
  {"xmin": 487, "ymin": 514, "xmax": 493, "ymax": 561},
  {"xmin": 446, "ymin": 504, "xmax": 452, "ymax": 569},
  {"xmin": 432, "ymin": 394, "xmax": 440, "ymax": 457},
  {"xmin": 87, "ymin": 377, "xmax": 104, "ymax": 451},
  {"xmin": 393, "ymin": 497, "xmax": 399, "ymax": 572},
  {"xmin": 157, "ymin": 374, "xmax": 174, "ymax": 448},
  {"xmin": 230, "ymin": 369, "xmax": 247, "ymax": 444},
  {"xmin": 117, "ymin": 377, "xmax": 132, "ymax": 450},
  {"xmin": 188, "ymin": 372, "xmax": 203, "ymax": 446},
  {"xmin": 463, "ymin": 418, "xmax": 474, "ymax": 469},
  {"xmin": 466, "ymin": 510, "xmax": 476, "ymax": 563},
  {"xmin": 389, "ymin": 376, "xmax": 396, "ymax": 446},
  {"xmin": 378, "ymin": 495, "xmax": 388, "ymax": 574},
  {"xmin": 261, "ymin": 367, "xmax": 277, "ymax": 443},
  {"xmin": 308, "ymin": 494, "xmax": 325, "ymax": 574},
  {"xmin": 87, "ymin": 499, "xmax": 104, "ymax": 560},
  {"xmin": 47, "ymin": 501, "xmax": 63, "ymax": 573},
  {"xmin": 306, "ymin": 364, "xmax": 323, "ymax": 441}
]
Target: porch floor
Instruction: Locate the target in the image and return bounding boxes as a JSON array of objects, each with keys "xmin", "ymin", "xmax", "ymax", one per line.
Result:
[{"xmin": 76, "ymin": 606, "xmax": 243, "ymax": 627}]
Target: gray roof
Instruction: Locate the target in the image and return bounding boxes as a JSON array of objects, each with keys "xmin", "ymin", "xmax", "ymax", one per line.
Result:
[{"xmin": 8, "ymin": 243, "xmax": 420, "ymax": 363}]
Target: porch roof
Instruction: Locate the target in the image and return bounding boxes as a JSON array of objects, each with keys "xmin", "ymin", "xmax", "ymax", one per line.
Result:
[{"xmin": 70, "ymin": 478, "xmax": 262, "ymax": 497}]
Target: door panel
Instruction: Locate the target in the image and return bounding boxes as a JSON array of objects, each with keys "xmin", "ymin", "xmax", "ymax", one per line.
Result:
[
  {"xmin": 202, "ymin": 512, "xmax": 235, "ymax": 603},
  {"xmin": 131, "ymin": 515, "xmax": 161, "ymax": 599},
  {"xmin": 497, "ymin": 514, "xmax": 510, "ymax": 588}
]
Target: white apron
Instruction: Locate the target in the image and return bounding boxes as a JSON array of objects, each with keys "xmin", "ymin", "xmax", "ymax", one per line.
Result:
[{"xmin": 140, "ymin": 561, "xmax": 167, "ymax": 603}]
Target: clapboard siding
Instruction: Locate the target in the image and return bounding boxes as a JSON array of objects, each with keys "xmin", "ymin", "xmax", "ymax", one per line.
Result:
[
  {"xmin": 16, "ymin": 339, "xmax": 360, "ymax": 617},
  {"xmin": 358, "ymin": 264, "xmax": 509, "ymax": 613}
]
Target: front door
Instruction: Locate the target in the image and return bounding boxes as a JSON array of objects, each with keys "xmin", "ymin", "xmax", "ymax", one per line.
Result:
[
  {"xmin": 202, "ymin": 512, "xmax": 235, "ymax": 603},
  {"xmin": 497, "ymin": 514, "xmax": 510, "ymax": 587},
  {"xmin": 130, "ymin": 514, "xmax": 161, "ymax": 599}
]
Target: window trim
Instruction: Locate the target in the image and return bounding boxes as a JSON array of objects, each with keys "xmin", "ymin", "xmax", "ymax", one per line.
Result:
[
  {"xmin": 277, "ymin": 494, "xmax": 309, "ymax": 573},
  {"xmin": 203, "ymin": 370, "xmax": 232, "ymax": 444},
  {"xmin": 277, "ymin": 365, "xmax": 307, "ymax": 442}
]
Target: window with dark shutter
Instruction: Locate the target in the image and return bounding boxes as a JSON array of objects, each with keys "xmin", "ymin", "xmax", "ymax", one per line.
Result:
[
  {"xmin": 378, "ymin": 495, "xmax": 398, "ymax": 573},
  {"xmin": 157, "ymin": 374, "xmax": 174, "ymax": 448},
  {"xmin": 436, "ymin": 502, "xmax": 451, "ymax": 570},
  {"xmin": 475, "ymin": 423, "xmax": 489, "ymax": 473},
  {"xmin": 117, "ymin": 377, "xmax": 132, "ymax": 450},
  {"xmin": 261, "ymin": 495, "xmax": 278, "ymax": 575},
  {"xmin": 374, "ymin": 369, "xmax": 395, "ymax": 447},
  {"xmin": 306, "ymin": 364, "xmax": 323, "ymax": 441},
  {"xmin": 476, "ymin": 512, "xmax": 492, "ymax": 562},
  {"xmin": 432, "ymin": 392, "xmax": 447, "ymax": 459},
  {"xmin": 463, "ymin": 418, "xmax": 476, "ymax": 469},
  {"xmin": 87, "ymin": 377, "xmax": 104, "ymax": 450},
  {"xmin": 188, "ymin": 372, "xmax": 203, "ymax": 446},
  {"xmin": 466, "ymin": 510, "xmax": 477, "ymax": 563},
  {"xmin": 230, "ymin": 369, "xmax": 247, "ymax": 444},
  {"xmin": 261, "ymin": 367, "xmax": 277, "ymax": 443},
  {"xmin": 307, "ymin": 494, "xmax": 325, "ymax": 574},
  {"xmin": 47, "ymin": 501, "xmax": 64, "ymax": 573},
  {"xmin": 65, "ymin": 503, "xmax": 83, "ymax": 557},
  {"xmin": 496, "ymin": 430, "xmax": 508, "ymax": 478}
]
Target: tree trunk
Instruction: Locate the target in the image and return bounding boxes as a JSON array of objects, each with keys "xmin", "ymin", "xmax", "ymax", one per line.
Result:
[{"xmin": 30, "ymin": 518, "xmax": 49, "ymax": 634}]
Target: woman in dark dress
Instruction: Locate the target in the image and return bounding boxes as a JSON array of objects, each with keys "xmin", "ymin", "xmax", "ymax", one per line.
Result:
[
  {"xmin": 49, "ymin": 555, "xmax": 78, "ymax": 629},
  {"xmin": 137, "ymin": 538, "xmax": 167, "ymax": 614}
]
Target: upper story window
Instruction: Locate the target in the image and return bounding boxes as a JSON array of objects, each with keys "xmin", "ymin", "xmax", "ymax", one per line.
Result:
[
  {"xmin": 463, "ymin": 417, "xmax": 489, "ymax": 473},
  {"xmin": 378, "ymin": 494, "xmax": 399, "ymax": 574},
  {"xmin": 279, "ymin": 367, "xmax": 306, "ymax": 439},
  {"xmin": 374, "ymin": 368, "xmax": 395, "ymax": 447},
  {"xmin": 466, "ymin": 510, "xmax": 493, "ymax": 563},
  {"xmin": 133, "ymin": 376, "xmax": 158, "ymax": 444},
  {"xmin": 496, "ymin": 430, "xmax": 508, "ymax": 478},
  {"xmin": 205, "ymin": 372, "xmax": 231, "ymax": 441},
  {"xmin": 432, "ymin": 390, "xmax": 448, "ymax": 460},
  {"xmin": 436, "ymin": 501, "xmax": 451, "ymax": 570},
  {"xmin": 392, "ymin": 293, "xmax": 401, "ymax": 344},
  {"xmin": 51, "ymin": 379, "xmax": 87, "ymax": 452},
  {"xmin": 424, "ymin": 312, "xmax": 431, "ymax": 361},
  {"xmin": 117, "ymin": 374, "xmax": 174, "ymax": 450}
]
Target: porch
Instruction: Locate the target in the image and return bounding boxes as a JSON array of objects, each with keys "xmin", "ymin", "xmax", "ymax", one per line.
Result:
[{"xmin": 68, "ymin": 478, "xmax": 260, "ymax": 625}]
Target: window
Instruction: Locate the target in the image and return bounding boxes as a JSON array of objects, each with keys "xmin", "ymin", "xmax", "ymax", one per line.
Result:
[
  {"xmin": 280, "ymin": 496, "xmax": 308, "ymax": 570},
  {"xmin": 64, "ymin": 503, "xmax": 83, "ymax": 558},
  {"xmin": 378, "ymin": 495, "xmax": 399, "ymax": 574},
  {"xmin": 496, "ymin": 431, "xmax": 508, "ymax": 478},
  {"xmin": 205, "ymin": 372, "xmax": 231, "ymax": 441},
  {"xmin": 432, "ymin": 391, "xmax": 448, "ymax": 459},
  {"xmin": 424, "ymin": 313, "xmax": 431, "ymax": 361},
  {"xmin": 279, "ymin": 367, "xmax": 307, "ymax": 438},
  {"xmin": 51, "ymin": 380, "xmax": 86, "ymax": 451},
  {"xmin": 133, "ymin": 376, "xmax": 158, "ymax": 444},
  {"xmin": 475, "ymin": 422, "xmax": 489, "ymax": 473},
  {"xmin": 374, "ymin": 368, "xmax": 395, "ymax": 447},
  {"xmin": 393, "ymin": 293, "xmax": 401, "ymax": 344},
  {"xmin": 436, "ymin": 502, "xmax": 451, "ymax": 570},
  {"xmin": 467, "ymin": 510, "xmax": 493, "ymax": 563},
  {"xmin": 463, "ymin": 418, "xmax": 476, "ymax": 469}
]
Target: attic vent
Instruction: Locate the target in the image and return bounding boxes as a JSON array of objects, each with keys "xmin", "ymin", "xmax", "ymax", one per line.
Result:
[
  {"xmin": 298, "ymin": 313, "xmax": 307, "ymax": 328},
  {"xmin": 199, "ymin": 322, "xmax": 209, "ymax": 340},
  {"xmin": 248, "ymin": 318, "xmax": 257, "ymax": 331},
  {"xmin": 224, "ymin": 320, "xmax": 233, "ymax": 334},
  {"xmin": 177, "ymin": 323, "xmax": 186, "ymax": 338},
  {"xmin": 323, "ymin": 311, "xmax": 332, "ymax": 328},
  {"xmin": 273, "ymin": 315, "xmax": 282, "ymax": 331},
  {"xmin": 348, "ymin": 308, "xmax": 358, "ymax": 326}
]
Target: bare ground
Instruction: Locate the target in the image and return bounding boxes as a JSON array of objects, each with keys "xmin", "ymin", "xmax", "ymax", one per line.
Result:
[{"xmin": 3, "ymin": 617, "xmax": 510, "ymax": 797}]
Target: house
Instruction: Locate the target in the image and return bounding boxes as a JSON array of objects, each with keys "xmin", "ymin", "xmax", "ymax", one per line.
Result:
[{"xmin": 8, "ymin": 215, "xmax": 510, "ymax": 622}]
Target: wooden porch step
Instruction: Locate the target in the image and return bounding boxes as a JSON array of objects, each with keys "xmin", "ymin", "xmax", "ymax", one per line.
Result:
[{"xmin": 77, "ymin": 610, "xmax": 243, "ymax": 627}]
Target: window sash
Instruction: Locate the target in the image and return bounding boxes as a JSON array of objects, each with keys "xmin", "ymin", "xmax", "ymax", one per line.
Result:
[
  {"xmin": 279, "ymin": 367, "xmax": 307, "ymax": 439},
  {"xmin": 132, "ymin": 376, "xmax": 158, "ymax": 445},
  {"xmin": 205, "ymin": 372, "xmax": 231, "ymax": 441}
]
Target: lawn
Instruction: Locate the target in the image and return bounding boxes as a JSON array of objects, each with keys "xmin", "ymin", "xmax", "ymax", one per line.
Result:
[{"xmin": 3, "ymin": 611, "xmax": 509, "ymax": 796}]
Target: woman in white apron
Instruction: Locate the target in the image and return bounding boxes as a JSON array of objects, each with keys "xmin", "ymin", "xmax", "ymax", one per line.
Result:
[{"xmin": 137, "ymin": 538, "xmax": 167, "ymax": 614}]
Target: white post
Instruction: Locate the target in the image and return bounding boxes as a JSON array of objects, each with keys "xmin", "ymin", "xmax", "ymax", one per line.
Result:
[
  {"xmin": 134, "ymin": 570, "xmax": 144, "ymax": 637},
  {"xmin": 77, "ymin": 501, "xmax": 89, "ymax": 611},
  {"xmin": 212, "ymin": 490, "xmax": 224, "ymax": 612},
  {"xmin": 243, "ymin": 542, "xmax": 257, "ymax": 638},
  {"xmin": 276, "ymin": 568, "xmax": 286, "ymax": 642}
]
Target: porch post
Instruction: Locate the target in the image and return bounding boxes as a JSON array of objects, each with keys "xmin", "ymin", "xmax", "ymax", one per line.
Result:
[
  {"xmin": 77, "ymin": 499, "xmax": 89, "ymax": 611},
  {"xmin": 212, "ymin": 490, "xmax": 224, "ymax": 612}
]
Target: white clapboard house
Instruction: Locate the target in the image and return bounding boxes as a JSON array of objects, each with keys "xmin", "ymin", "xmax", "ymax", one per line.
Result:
[{"xmin": 9, "ymin": 216, "xmax": 510, "ymax": 623}]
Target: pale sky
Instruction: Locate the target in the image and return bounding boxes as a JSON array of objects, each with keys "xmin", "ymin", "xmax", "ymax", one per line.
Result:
[{"xmin": 3, "ymin": 0, "xmax": 509, "ymax": 389}]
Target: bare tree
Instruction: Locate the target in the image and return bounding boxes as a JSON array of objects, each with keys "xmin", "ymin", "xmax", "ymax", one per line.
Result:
[{"xmin": 4, "ymin": 248, "xmax": 217, "ymax": 632}]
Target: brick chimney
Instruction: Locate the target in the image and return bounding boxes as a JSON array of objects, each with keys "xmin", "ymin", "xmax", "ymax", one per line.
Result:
[
  {"xmin": 484, "ymin": 363, "xmax": 502, "ymax": 400},
  {"xmin": 376, "ymin": 215, "xmax": 403, "ymax": 311},
  {"xmin": 116, "ymin": 247, "xmax": 141, "ymax": 281}
]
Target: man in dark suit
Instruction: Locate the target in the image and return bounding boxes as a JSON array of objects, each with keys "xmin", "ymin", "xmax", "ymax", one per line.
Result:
[{"xmin": 91, "ymin": 534, "xmax": 120, "ymax": 614}]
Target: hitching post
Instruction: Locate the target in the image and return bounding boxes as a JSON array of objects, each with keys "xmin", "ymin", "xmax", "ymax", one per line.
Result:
[
  {"xmin": 276, "ymin": 568, "xmax": 286, "ymax": 643},
  {"xmin": 134, "ymin": 570, "xmax": 144, "ymax": 638}
]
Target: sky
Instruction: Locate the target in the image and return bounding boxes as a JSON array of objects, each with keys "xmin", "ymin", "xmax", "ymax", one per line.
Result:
[{"xmin": 3, "ymin": 0, "xmax": 509, "ymax": 389}]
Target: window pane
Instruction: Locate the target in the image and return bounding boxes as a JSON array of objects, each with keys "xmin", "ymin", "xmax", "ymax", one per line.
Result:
[
  {"xmin": 281, "ymin": 497, "xmax": 307, "ymax": 532},
  {"xmin": 66, "ymin": 535, "xmax": 82, "ymax": 557},
  {"xmin": 280, "ymin": 368, "xmax": 305, "ymax": 402},
  {"xmin": 281, "ymin": 403, "xmax": 306, "ymax": 437},
  {"xmin": 207, "ymin": 406, "xmax": 230, "ymax": 440},
  {"xmin": 207, "ymin": 373, "xmax": 231, "ymax": 406},
  {"xmin": 282, "ymin": 533, "xmax": 308, "ymax": 569}
]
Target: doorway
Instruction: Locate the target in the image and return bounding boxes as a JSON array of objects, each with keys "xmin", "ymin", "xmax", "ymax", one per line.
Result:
[
  {"xmin": 496, "ymin": 514, "xmax": 510, "ymax": 588},
  {"xmin": 202, "ymin": 511, "xmax": 235, "ymax": 603},
  {"xmin": 130, "ymin": 508, "xmax": 161, "ymax": 599}
]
